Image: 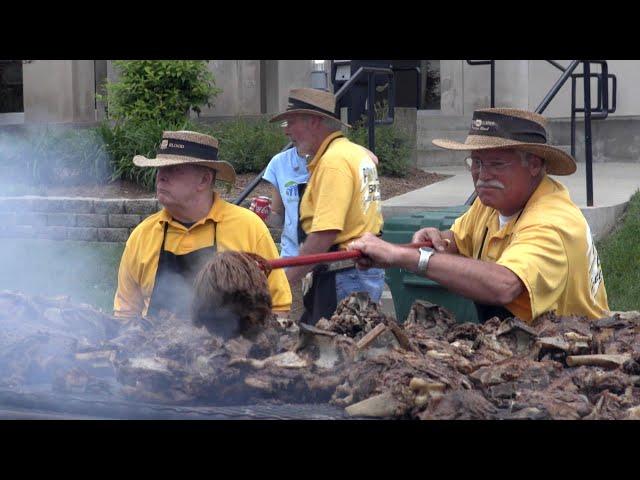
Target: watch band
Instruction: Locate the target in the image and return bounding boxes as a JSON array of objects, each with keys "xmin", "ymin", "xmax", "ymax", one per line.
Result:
[{"xmin": 417, "ymin": 247, "xmax": 435, "ymax": 273}]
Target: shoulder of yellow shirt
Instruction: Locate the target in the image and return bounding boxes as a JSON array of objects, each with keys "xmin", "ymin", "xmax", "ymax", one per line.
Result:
[
  {"xmin": 127, "ymin": 210, "xmax": 164, "ymax": 245},
  {"xmin": 321, "ymin": 141, "xmax": 369, "ymax": 169}
]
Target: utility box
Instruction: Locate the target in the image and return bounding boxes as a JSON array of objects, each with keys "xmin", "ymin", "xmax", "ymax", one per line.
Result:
[{"xmin": 382, "ymin": 207, "xmax": 480, "ymax": 324}]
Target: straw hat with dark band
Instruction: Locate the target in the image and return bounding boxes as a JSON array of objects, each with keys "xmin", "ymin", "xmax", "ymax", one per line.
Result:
[
  {"xmin": 133, "ymin": 131, "xmax": 236, "ymax": 185},
  {"xmin": 432, "ymin": 108, "xmax": 577, "ymax": 175},
  {"xmin": 269, "ymin": 88, "xmax": 350, "ymax": 128}
]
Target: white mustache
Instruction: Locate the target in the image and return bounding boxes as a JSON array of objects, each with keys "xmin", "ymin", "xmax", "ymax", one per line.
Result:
[{"xmin": 476, "ymin": 180, "xmax": 505, "ymax": 189}]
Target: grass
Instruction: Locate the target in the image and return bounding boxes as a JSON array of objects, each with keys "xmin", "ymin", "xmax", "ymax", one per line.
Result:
[
  {"xmin": 597, "ymin": 189, "xmax": 640, "ymax": 311},
  {"xmin": 0, "ymin": 239, "xmax": 124, "ymax": 313}
]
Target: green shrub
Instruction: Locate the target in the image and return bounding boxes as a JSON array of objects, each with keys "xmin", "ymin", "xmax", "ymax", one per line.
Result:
[
  {"xmin": 208, "ymin": 117, "xmax": 288, "ymax": 174},
  {"xmin": 97, "ymin": 116, "xmax": 286, "ymax": 191},
  {"xmin": 0, "ymin": 126, "xmax": 112, "ymax": 187},
  {"xmin": 101, "ymin": 60, "xmax": 222, "ymax": 124},
  {"xmin": 97, "ymin": 118, "xmax": 206, "ymax": 191},
  {"xmin": 347, "ymin": 119, "xmax": 412, "ymax": 177}
]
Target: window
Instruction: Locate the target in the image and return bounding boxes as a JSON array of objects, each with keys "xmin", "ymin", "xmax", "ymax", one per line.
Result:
[
  {"xmin": 0, "ymin": 60, "xmax": 24, "ymax": 113},
  {"xmin": 420, "ymin": 60, "xmax": 440, "ymax": 110}
]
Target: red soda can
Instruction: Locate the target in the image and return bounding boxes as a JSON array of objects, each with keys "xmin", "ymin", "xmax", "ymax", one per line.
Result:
[{"xmin": 251, "ymin": 196, "xmax": 271, "ymax": 221}]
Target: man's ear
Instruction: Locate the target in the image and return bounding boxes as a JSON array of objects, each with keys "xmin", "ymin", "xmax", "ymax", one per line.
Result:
[
  {"xmin": 528, "ymin": 154, "xmax": 545, "ymax": 176},
  {"xmin": 198, "ymin": 168, "xmax": 215, "ymax": 191},
  {"xmin": 308, "ymin": 115, "xmax": 322, "ymax": 128}
]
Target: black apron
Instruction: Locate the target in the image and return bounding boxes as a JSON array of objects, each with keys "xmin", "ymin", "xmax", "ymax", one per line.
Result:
[
  {"xmin": 473, "ymin": 210, "xmax": 525, "ymax": 323},
  {"xmin": 474, "ymin": 303, "xmax": 513, "ymax": 323},
  {"xmin": 147, "ymin": 221, "xmax": 217, "ymax": 317},
  {"xmin": 296, "ymin": 182, "xmax": 344, "ymax": 325}
]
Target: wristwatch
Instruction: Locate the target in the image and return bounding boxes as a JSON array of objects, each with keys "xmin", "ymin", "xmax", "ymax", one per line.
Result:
[{"xmin": 417, "ymin": 246, "xmax": 435, "ymax": 273}]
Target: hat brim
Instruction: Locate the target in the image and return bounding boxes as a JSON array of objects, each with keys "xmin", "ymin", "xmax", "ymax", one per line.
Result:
[
  {"xmin": 269, "ymin": 108, "xmax": 351, "ymax": 128},
  {"xmin": 132, "ymin": 154, "xmax": 237, "ymax": 185},
  {"xmin": 432, "ymin": 135, "xmax": 577, "ymax": 176}
]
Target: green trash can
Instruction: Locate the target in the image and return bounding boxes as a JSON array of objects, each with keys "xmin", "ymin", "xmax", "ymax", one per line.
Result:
[{"xmin": 382, "ymin": 206, "xmax": 480, "ymax": 324}]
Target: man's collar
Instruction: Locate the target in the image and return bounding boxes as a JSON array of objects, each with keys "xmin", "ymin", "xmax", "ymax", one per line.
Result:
[
  {"xmin": 525, "ymin": 174, "xmax": 554, "ymax": 206},
  {"xmin": 158, "ymin": 193, "xmax": 224, "ymax": 228},
  {"xmin": 306, "ymin": 131, "xmax": 344, "ymax": 171}
]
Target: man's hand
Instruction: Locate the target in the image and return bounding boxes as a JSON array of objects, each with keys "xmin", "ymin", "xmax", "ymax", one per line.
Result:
[
  {"xmin": 286, "ymin": 230, "xmax": 339, "ymax": 284},
  {"xmin": 412, "ymin": 228, "xmax": 457, "ymax": 254},
  {"xmin": 348, "ymin": 232, "xmax": 402, "ymax": 270}
]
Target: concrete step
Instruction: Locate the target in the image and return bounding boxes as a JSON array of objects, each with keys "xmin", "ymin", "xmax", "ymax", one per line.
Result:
[
  {"xmin": 417, "ymin": 112, "xmax": 472, "ymax": 130},
  {"xmin": 417, "ymin": 144, "xmax": 574, "ymax": 169},
  {"xmin": 417, "ymin": 113, "xmax": 470, "ymax": 151},
  {"xmin": 417, "ymin": 149, "xmax": 466, "ymax": 169},
  {"xmin": 417, "ymin": 130, "xmax": 469, "ymax": 151}
]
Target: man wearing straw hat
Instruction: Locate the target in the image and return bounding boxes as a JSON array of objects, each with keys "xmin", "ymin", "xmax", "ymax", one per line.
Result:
[
  {"xmin": 349, "ymin": 108, "xmax": 609, "ymax": 324},
  {"xmin": 270, "ymin": 88, "xmax": 385, "ymax": 325},
  {"xmin": 113, "ymin": 130, "xmax": 292, "ymax": 320}
]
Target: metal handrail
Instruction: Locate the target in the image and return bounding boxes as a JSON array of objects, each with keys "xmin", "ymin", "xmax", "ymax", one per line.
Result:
[
  {"xmin": 466, "ymin": 60, "xmax": 495, "ymax": 107},
  {"xmin": 535, "ymin": 61, "xmax": 581, "ymax": 113},
  {"xmin": 546, "ymin": 60, "xmax": 567, "ymax": 72},
  {"xmin": 465, "ymin": 60, "xmax": 616, "ymax": 208},
  {"xmin": 232, "ymin": 142, "xmax": 293, "ymax": 206}
]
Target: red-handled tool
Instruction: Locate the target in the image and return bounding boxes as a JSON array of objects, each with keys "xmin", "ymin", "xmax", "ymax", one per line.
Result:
[{"xmin": 267, "ymin": 240, "xmax": 434, "ymax": 270}]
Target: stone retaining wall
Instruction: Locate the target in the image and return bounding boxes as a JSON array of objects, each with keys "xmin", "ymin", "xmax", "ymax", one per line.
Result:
[
  {"xmin": 0, "ymin": 196, "xmax": 283, "ymax": 245},
  {"xmin": 0, "ymin": 197, "xmax": 159, "ymax": 242}
]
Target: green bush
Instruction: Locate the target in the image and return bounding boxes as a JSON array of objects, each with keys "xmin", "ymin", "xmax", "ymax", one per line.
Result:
[
  {"xmin": 0, "ymin": 126, "xmax": 112, "ymax": 187},
  {"xmin": 208, "ymin": 117, "xmax": 288, "ymax": 174},
  {"xmin": 347, "ymin": 121, "xmax": 412, "ymax": 177},
  {"xmin": 96, "ymin": 116, "xmax": 287, "ymax": 190},
  {"xmin": 102, "ymin": 61, "xmax": 222, "ymax": 124},
  {"xmin": 97, "ymin": 118, "xmax": 207, "ymax": 191}
]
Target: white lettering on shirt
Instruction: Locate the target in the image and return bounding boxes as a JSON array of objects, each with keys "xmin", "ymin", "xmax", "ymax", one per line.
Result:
[
  {"xmin": 359, "ymin": 157, "xmax": 381, "ymax": 214},
  {"xmin": 585, "ymin": 223, "xmax": 603, "ymax": 300}
]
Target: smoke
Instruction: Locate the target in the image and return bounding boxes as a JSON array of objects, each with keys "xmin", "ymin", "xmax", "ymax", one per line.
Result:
[
  {"xmin": 0, "ymin": 124, "xmax": 112, "ymax": 194},
  {"xmin": 0, "ymin": 125, "xmax": 124, "ymax": 415},
  {"xmin": 0, "ymin": 126, "xmax": 299, "ymax": 417},
  {"xmin": 0, "ymin": 124, "xmax": 118, "ymax": 310}
]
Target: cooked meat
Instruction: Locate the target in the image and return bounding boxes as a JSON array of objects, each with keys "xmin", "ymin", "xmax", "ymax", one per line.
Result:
[{"xmin": 2, "ymin": 291, "xmax": 640, "ymax": 420}]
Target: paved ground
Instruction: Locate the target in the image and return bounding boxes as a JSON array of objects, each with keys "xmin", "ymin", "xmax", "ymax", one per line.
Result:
[{"xmin": 384, "ymin": 162, "xmax": 640, "ymax": 212}]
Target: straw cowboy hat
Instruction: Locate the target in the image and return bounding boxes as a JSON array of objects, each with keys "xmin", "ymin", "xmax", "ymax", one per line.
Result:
[
  {"xmin": 133, "ymin": 130, "xmax": 236, "ymax": 184},
  {"xmin": 432, "ymin": 108, "xmax": 577, "ymax": 175},
  {"xmin": 269, "ymin": 88, "xmax": 350, "ymax": 128}
]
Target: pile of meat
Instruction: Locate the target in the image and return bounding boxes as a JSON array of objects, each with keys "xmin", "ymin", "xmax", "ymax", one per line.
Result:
[
  {"xmin": 1, "ymin": 289, "xmax": 639, "ymax": 419},
  {"xmin": 326, "ymin": 298, "xmax": 640, "ymax": 419}
]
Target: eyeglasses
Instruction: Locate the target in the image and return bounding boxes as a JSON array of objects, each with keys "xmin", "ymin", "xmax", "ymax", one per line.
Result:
[{"xmin": 465, "ymin": 157, "xmax": 514, "ymax": 174}]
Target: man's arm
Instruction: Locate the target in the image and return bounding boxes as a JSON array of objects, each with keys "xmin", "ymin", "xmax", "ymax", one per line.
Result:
[
  {"xmin": 265, "ymin": 186, "xmax": 285, "ymax": 228},
  {"xmin": 285, "ymin": 230, "xmax": 339, "ymax": 284},
  {"xmin": 394, "ymin": 247, "xmax": 524, "ymax": 305},
  {"xmin": 350, "ymin": 232, "xmax": 523, "ymax": 305}
]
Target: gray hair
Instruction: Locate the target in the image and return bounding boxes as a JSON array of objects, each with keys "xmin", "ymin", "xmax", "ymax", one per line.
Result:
[
  {"xmin": 190, "ymin": 164, "xmax": 217, "ymax": 190},
  {"xmin": 321, "ymin": 116, "xmax": 344, "ymax": 133},
  {"xmin": 518, "ymin": 151, "xmax": 546, "ymax": 173}
]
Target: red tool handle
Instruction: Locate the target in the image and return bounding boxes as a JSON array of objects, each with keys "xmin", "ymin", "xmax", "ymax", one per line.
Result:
[{"xmin": 268, "ymin": 240, "xmax": 433, "ymax": 269}]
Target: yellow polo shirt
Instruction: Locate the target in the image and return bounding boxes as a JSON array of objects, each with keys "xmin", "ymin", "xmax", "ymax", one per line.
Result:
[
  {"xmin": 299, "ymin": 132, "xmax": 383, "ymax": 249},
  {"xmin": 450, "ymin": 175, "xmax": 609, "ymax": 322},
  {"xmin": 114, "ymin": 193, "xmax": 292, "ymax": 318}
]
